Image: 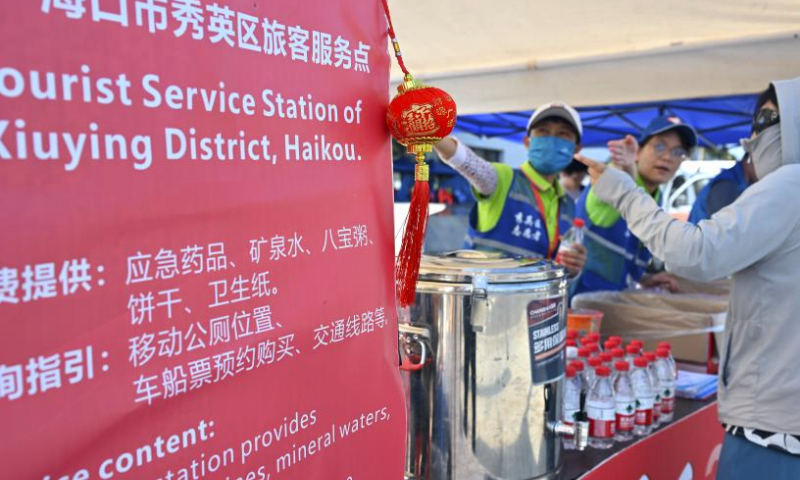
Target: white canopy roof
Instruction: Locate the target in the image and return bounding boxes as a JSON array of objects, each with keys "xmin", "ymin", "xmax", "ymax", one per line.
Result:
[{"xmin": 389, "ymin": 0, "xmax": 800, "ymax": 114}]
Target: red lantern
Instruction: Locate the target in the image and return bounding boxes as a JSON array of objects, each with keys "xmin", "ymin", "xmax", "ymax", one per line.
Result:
[
  {"xmin": 386, "ymin": 75, "xmax": 456, "ymax": 307},
  {"xmin": 382, "ymin": 0, "xmax": 458, "ymax": 307},
  {"xmin": 386, "ymin": 76, "xmax": 457, "ymax": 160}
]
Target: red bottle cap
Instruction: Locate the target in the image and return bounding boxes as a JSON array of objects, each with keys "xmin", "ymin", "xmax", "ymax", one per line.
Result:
[
  {"xmin": 587, "ymin": 332, "xmax": 601, "ymax": 342},
  {"xmin": 611, "ymin": 348, "xmax": 626, "ymax": 358},
  {"xmin": 578, "ymin": 347, "xmax": 590, "ymax": 358},
  {"xmin": 596, "ymin": 366, "xmax": 611, "ymax": 377},
  {"xmin": 644, "ymin": 352, "xmax": 657, "ymax": 362},
  {"xmin": 585, "ymin": 343, "xmax": 599, "ymax": 353},
  {"xmin": 566, "ymin": 365, "xmax": 576, "ymax": 378},
  {"xmin": 588, "ymin": 357, "xmax": 603, "ymax": 367},
  {"xmin": 567, "ymin": 330, "xmax": 579, "ymax": 340},
  {"xmin": 609, "ymin": 336, "xmax": 623, "ymax": 345},
  {"xmin": 633, "ymin": 357, "xmax": 649, "ymax": 368},
  {"xmin": 656, "ymin": 349, "xmax": 670, "ymax": 358},
  {"xmin": 600, "ymin": 352, "xmax": 613, "ymax": 363},
  {"xmin": 573, "ymin": 218, "xmax": 586, "ymax": 228},
  {"xmin": 658, "ymin": 342, "xmax": 672, "ymax": 351},
  {"xmin": 566, "ymin": 339, "xmax": 577, "ymax": 347},
  {"xmin": 615, "ymin": 361, "xmax": 630, "ymax": 371},
  {"xmin": 604, "ymin": 340, "xmax": 616, "ymax": 350},
  {"xmin": 570, "ymin": 360, "xmax": 585, "ymax": 372},
  {"xmin": 630, "ymin": 340, "xmax": 644, "ymax": 349},
  {"xmin": 626, "ymin": 345, "xmax": 639, "ymax": 355}
]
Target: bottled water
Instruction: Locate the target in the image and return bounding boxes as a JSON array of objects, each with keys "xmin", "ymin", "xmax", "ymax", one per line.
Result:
[
  {"xmin": 656, "ymin": 349, "xmax": 676, "ymax": 423},
  {"xmin": 563, "ymin": 365, "xmax": 582, "ymax": 450},
  {"xmin": 613, "ymin": 361, "xmax": 635, "ymax": 442},
  {"xmin": 600, "ymin": 352, "xmax": 613, "ymax": 366},
  {"xmin": 658, "ymin": 342, "xmax": 678, "ymax": 381},
  {"xmin": 557, "ymin": 219, "xmax": 585, "ymax": 264},
  {"xmin": 569, "ymin": 360, "xmax": 588, "ymax": 394},
  {"xmin": 643, "ymin": 352, "xmax": 662, "ymax": 427},
  {"xmin": 631, "ymin": 357, "xmax": 654, "ymax": 436},
  {"xmin": 610, "ymin": 348, "xmax": 626, "ymax": 384},
  {"xmin": 586, "ymin": 356, "xmax": 603, "ymax": 391},
  {"xmin": 625, "ymin": 344, "xmax": 639, "ymax": 369},
  {"xmin": 577, "ymin": 347, "xmax": 591, "ymax": 371},
  {"xmin": 587, "ymin": 366, "xmax": 616, "ymax": 449}
]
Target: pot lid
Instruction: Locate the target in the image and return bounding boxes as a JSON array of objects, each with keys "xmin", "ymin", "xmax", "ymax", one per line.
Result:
[{"xmin": 418, "ymin": 250, "xmax": 565, "ymax": 284}]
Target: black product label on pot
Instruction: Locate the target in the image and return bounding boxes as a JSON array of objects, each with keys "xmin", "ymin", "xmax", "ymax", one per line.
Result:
[{"xmin": 527, "ymin": 298, "xmax": 566, "ymax": 384}]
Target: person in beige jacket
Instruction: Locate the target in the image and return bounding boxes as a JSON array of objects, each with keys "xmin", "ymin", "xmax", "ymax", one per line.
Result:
[{"xmin": 577, "ymin": 77, "xmax": 800, "ymax": 478}]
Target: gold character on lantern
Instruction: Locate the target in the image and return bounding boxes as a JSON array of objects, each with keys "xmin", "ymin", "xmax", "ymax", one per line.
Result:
[{"xmin": 401, "ymin": 103, "xmax": 438, "ymax": 136}]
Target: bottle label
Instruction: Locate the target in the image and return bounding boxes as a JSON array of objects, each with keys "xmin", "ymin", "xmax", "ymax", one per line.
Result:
[
  {"xmin": 654, "ymin": 399, "xmax": 662, "ymax": 419},
  {"xmin": 634, "ymin": 395, "xmax": 654, "ymax": 426},
  {"xmin": 616, "ymin": 397, "xmax": 635, "ymax": 432},
  {"xmin": 587, "ymin": 402, "xmax": 616, "ymax": 438},
  {"xmin": 635, "ymin": 407, "xmax": 653, "ymax": 426},
  {"xmin": 661, "ymin": 393, "xmax": 675, "ymax": 413},
  {"xmin": 617, "ymin": 412, "xmax": 635, "ymax": 432}
]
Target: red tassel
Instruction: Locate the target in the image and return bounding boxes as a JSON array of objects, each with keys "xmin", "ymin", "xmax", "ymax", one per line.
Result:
[{"xmin": 396, "ymin": 162, "xmax": 430, "ymax": 307}]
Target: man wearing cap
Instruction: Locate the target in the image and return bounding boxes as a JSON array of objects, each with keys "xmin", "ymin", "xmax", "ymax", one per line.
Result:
[
  {"xmin": 433, "ymin": 102, "xmax": 587, "ymax": 275},
  {"xmin": 571, "ymin": 115, "xmax": 698, "ymax": 294}
]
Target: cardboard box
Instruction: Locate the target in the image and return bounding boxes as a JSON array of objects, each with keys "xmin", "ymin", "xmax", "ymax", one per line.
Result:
[{"xmin": 571, "ymin": 289, "xmax": 727, "ymax": 365}]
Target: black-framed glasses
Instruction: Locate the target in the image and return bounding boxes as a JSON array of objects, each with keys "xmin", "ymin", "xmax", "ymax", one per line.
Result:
[
  {"xmin": 753, "ymin": 109, "xmax": 780, "ymax": 135},
  {"xmin": 651, "ymin": 142, "xmax": 688, "ymax": 161}
]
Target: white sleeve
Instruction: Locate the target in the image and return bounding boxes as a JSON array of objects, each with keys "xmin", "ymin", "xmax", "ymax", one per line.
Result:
[
  {"xmin": 436, "ymin": 138, "xmax": 498, "ymax": 197},
  {"xmin": 592, "ymin": 167, "xmax": 795, "ymax": 281}
]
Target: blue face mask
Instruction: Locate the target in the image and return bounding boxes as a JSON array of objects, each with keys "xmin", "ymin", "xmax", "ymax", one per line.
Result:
[{"xmin": 527, "ymin": 136, "xmax": 576, "ymax": 175}]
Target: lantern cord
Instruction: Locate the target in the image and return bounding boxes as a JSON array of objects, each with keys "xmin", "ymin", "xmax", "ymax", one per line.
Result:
[{"xmin": 381, "ymin": 0, "xmax": 410, "ymax": 76}]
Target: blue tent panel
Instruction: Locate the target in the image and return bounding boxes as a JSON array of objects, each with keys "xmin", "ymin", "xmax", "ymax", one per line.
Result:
[{"xmin": 455, "ymin": 94, "xmax": 758, "ymax": 148}]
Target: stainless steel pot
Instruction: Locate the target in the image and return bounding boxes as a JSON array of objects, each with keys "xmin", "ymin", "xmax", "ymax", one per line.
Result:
[{"xmin": 400, "ymin": 251, "xmax": 587, "ymax": 480}]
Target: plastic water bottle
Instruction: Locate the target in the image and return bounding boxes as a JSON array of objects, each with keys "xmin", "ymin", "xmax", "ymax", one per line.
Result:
[
  {"xmin": 586, "ymin": 356, "xmax": 603, "ymax": 391},
  {"xmin": 577, "ymin": 347, "xmax": 591, "ymax": 371},
  {"xmin": 625, "ymin": 344, "xmax": 639, "ymax": 369},
  {"xmin": 610, "ymin": 348, "xmax": 626, "ymax": 384},
  {"xmin": 566, "ymin": 339, "xmax": 578, "ymax": 361},
  {"xmin": 631, "ymin": 357, "xmax": 654, "ymax": 436},
  {"xmin": 569, "ymin": 360, "xmax": 588, "ymax": 394},
  {"xmin": 644, "ymin": 352, "xmax": 662, "ymax": 427},
  {"xmin": 600, "ymin": 352, "xmax": 613, "ymax": 366},
  {"xmin": 567, "ymin": 329, "xmax": 580, "ymax": 346},
  {"xmin": 585, "ymin": 332, "xmax": 601, "ymax": 349},
  {"xmin": 587, "ymin": 365, "xmax": 616, "ymax": 449},
  {"xmin": 658, "ymin": 342, "xmax": 678, "ymax": 381},
  {"xmin": 656, "ymin": 349, "xmax": 676, "ymax": 423},
  {"xmin": 563, "ymin": 365, "xmax": 582, "ymax": 450},
  {"xmin": 613, "ymin": 361, "xmax": 635, "ymax": 442},
  {"xmin": 611, "ymin": 347, "xmax": 626, "ymax": 363},
  {"xmin": 557, "ymin": 219, "xmax": 585, "ymax": 264}
]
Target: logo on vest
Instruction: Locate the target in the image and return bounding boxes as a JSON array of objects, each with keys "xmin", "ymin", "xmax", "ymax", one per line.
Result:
[{"xmin": 513, "ymin": 212, "xmax": 542, "ymax": 240}]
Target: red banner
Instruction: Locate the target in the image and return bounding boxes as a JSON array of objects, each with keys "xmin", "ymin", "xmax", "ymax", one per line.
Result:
[
  {"xmin": 580, "ymin": 403, "xmax": 724, "ymax": 480},
  {"xmin": 0, "ymin": 1, "xmax": 404, "ymax": 479}
]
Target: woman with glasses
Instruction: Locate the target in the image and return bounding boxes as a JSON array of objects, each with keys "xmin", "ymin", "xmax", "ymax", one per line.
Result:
[
  {"xmin": 576, "ymin": 78, "xmax": 800, "ymax": 479},
  {"xmin": 571, "ymin": 115, "xmax": 697, "ymax": 295}
]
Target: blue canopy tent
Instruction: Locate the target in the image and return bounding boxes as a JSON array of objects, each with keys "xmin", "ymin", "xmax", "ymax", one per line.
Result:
[
  {"xmin": 454, "ymin": 94, "xmax": 759, "ymax": 148},
  {"xmin": 393, "ymin": 93, "xmax": 760, "ymax": 202}
]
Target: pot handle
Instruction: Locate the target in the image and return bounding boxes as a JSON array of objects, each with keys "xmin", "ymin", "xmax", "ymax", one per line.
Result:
[{"xmin": 399, "ymin": 325, "xmax": 431, "ymax": 372}]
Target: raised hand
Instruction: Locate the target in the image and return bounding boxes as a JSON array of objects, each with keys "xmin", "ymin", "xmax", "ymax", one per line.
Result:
[
  {"xmin": 607, "ymin": 135, "xmax": 638, "ymax": 178},
  {"xmin": 573, "ymin": 154, "xmax": 607, "ymax": 185}
]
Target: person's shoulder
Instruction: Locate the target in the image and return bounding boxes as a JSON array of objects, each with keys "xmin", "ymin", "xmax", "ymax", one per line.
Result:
[
  {"xmin": 758, "ymin": 164, "xmax": 800, "ymax": 187},
  {"xmin": 738, "ymin": 164, "xmax": 800, "ymax": 203}
]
